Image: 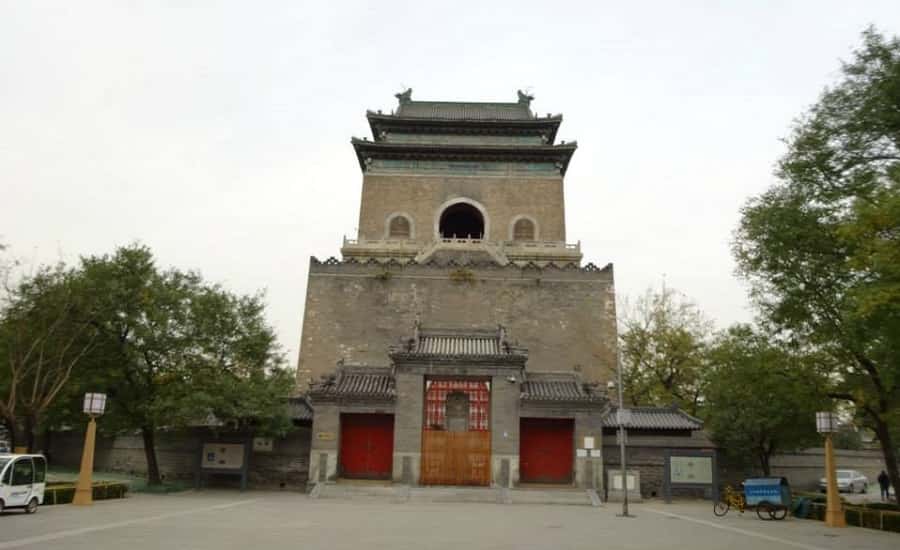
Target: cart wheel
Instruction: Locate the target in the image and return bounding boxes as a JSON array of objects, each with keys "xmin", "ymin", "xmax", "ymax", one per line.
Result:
[
  {"xmin": 24, "ymin": 498, "xmax": 38, "ymax": 514},
  {"xmin": 714, "ymin": 501, "xmax": 730, "ymax": 516},
  {"xmin": 769, "ymin": 506, "xmax": 788, "ymax": 521},
  {"xmin": 756, "ymin": 501, "xmax": 774, "ymax": 520}
]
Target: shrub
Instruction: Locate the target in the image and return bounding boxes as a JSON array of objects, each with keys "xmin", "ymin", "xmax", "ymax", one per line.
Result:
[{"xmin": 43, "ymin": 482, "xmax": 128, "ymax": 505}]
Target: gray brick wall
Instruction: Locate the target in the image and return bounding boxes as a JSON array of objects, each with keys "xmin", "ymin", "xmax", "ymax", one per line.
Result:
[
  {"xmin": 296, "ymin": 262, "xmax": 617, "ymax": 388},
  {"xmin": 47, "ymin": 427, "xmax": 311, "ymax": 489}
]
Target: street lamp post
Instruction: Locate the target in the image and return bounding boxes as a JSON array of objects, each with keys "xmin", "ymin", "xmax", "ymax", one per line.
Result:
[
  {"xmin": 816, "ymin": 411, "xmax": 846, "ymax": 527},
  {"xmin": 616, "ymin": 350, "xmax": 634, "ymax": 518},
  {"xmin": 73, "ymin": 393, "xmax": 107, "ymax": 506}
]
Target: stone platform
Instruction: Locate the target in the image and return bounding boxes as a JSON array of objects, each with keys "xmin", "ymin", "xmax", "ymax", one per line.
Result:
[{"xmin": 311, "ymin": 482, "xmax": 600, "ymax": 506}]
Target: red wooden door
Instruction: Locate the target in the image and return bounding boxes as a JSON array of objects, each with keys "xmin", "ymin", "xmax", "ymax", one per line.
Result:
[
  {"xmin": 520, "ymin": 418, "xmax": 575, "ymax": 483},
  {"xmin": 339, "ymin": 414, "xmax": 394, "ymax": 479}
]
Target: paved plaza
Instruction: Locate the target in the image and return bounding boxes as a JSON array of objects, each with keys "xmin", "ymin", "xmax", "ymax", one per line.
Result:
[{"xmin": 1, "ymin": 491, "xmax": 897, "ymax": 550}]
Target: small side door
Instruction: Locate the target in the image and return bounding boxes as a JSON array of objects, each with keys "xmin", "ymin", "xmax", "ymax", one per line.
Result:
[{"xmin": 6, "ymin": 459, "xmax": 34, "ymax": 507}]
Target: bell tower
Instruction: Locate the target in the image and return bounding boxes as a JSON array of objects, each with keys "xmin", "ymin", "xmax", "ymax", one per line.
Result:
[{"xmin": 342, "ymin": 89, "xmax": 581, "ymax": 266}]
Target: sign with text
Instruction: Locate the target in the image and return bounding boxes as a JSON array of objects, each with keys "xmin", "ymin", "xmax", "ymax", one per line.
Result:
[
  {"xmin": 669, "ymin": 455, "xmax": 713, "ymax": 484},
  {"xmin": 202, "ymin": 443, "xmax": 245, "ymax": 470}
]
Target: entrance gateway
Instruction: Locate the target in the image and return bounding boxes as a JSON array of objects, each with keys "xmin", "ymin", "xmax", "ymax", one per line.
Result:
[
  {"xmin": 301, "ymin": 90, "xmax": 617, "ymax": 489},
  {"xmin": 309, "ymin": 325, "xmax": 607, "ymax": 488}
]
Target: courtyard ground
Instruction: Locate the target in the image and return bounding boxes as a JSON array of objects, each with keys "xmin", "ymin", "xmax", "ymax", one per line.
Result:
[{"xmin": 1, "ymin": 491, "xmax": 897, "ymax": 550}]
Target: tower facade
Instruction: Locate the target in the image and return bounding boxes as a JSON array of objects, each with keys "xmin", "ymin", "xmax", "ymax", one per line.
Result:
[{"xmin": 300, "ymin": 91, "xmax": 616, "ymax": 489}]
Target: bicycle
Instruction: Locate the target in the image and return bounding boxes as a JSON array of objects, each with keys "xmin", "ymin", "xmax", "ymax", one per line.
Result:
[{"xmin": 714, "ymin": 484, "xmax": 745, "ymax": 516}]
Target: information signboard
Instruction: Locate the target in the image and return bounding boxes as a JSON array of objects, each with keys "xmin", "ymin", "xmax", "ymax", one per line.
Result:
[
  {"xmin": 669, "ymin": 456, "xmax": 713, "ymax": 484},
  {"xmin": 202, "ymin": 443, "xmax": 245, "ymax": 470}
]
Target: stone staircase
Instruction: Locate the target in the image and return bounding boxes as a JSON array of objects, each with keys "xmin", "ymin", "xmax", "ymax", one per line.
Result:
[{"xmin": 312, "ymin": 482, "xmax": 600, "ymax": 506}]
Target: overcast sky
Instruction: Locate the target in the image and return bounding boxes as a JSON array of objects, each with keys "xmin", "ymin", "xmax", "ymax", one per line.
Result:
[{"xmin": 3, "ymin": 1, "xmax": 899, "ymax": 365}]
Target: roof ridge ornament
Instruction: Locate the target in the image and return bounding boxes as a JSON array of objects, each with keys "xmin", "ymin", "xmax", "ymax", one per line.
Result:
[
  {"xmin": 517, "ymin": 89, "xmax": 534, "ymax": 106},
  {"xmin": 395, "ymin": 88, "xmax": 413, "ymax": 104}
]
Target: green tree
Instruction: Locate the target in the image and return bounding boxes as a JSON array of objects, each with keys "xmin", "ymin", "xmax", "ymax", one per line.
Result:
[
  {"xmin": 76, "ymin": 244, "xmax": 294, "ymax": 484},
  {"xmin": 703, "ymin": 325, "xmax": 827, "ymax": 475},
  {"xmin": 0, "ymin": 265, "xmax": 97, "ymax": 451},
  {"xmin": 734, "ymin": 28, "xmax": 900, "ymax": 502},
  {"xmin": 618, "ymin": 286, "xmax": 712, "ymax": 415}
]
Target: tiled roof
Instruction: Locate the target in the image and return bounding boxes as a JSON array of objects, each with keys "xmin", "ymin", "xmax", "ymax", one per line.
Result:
[
  {"xmin": 309, "ymin": 367, "xmax": 395, "ymax": 401},
  {"xmin": 520, "ymin": 372, "xmax": 604, "ymax": 403},
  {"xmin": 287, "ymin": 397, "xmax": 313, "ymax": 421},
  {"xmin": 397, "ymin": 327, "xmax": 526, "ymax": 358},
  {"xmin": 417, "ymin": 334, "xmax": 503, "ymax": 355},
  {"xmin": 396, "ymin": 101, "xmax": 533, "ymax": 121},
  {"xmin": 603, "ymin": 407, "xmax": 703, "ymax": 430}
]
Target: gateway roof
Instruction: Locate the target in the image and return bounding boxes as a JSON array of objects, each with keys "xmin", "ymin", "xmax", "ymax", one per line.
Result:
[
  {"xmin": 394, "ymin": 326, "xmax": 527, "ymax": 358},
  {"xmin": 603, "ymin": 406, "xmax": 704, "ymax": 430},
  {"xmin": 309, "ymin": 366, "xmax": 395, "ymax": 401},
  {"xmin": 520, "ymin": 372, "xmax": 605, "ymax": 403}
]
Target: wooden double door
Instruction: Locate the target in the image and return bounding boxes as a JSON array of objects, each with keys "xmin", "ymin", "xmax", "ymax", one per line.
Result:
[
  {"xmin": 420, "ymin": 379, "xmax": 491, "ymax": 486},
  {"xmin": 421, "ymin": 430, "xmax": 491, "ymax": 486}
]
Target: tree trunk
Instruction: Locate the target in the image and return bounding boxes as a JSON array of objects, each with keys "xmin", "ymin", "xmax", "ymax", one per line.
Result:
[
  {"xmin": 872, "ymin": 418, "xmax": 900, "ymax": 506},
  {"xmin": 2, "ymin": 417, "xmax": 14, "ymax": 451},
  {"xmin": 759, "ymin": 452, "xmax": 771, "ymax": 476},
  {"xmin": 13, "ymin": 419, "xmax": 28, "ymax": 452},
  {"xmin": 24, "ymin": 414, "xmax": 36, "ymax": 453},
  {"xmin": 141, "ymin": 425, "xmax": 163, "ymax": 486}
]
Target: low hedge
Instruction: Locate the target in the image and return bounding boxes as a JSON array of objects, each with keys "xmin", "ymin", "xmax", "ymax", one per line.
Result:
[
  {"xmin": 800, "ymin": 500, "xmax": 900, "ymax": 533},
  {"xmin": 43, "ymin": 482, "xmax": 128, "ymax": 505}
]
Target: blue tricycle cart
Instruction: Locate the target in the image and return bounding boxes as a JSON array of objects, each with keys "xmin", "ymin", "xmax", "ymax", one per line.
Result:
[
  {"xmin": 714, "ymin": 478, "xmax": 792, "ymax": 520},
  {"xmin": 744, "ymin": 477, "xmax": 792, "ymax": 520}
]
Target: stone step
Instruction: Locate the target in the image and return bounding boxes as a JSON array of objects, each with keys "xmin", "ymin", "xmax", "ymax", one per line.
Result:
[
  {"xmin": 313, "ymin": 483, "xmax": 597, "ymax": 506},
  {"xmin": 508, "ymin": 488, "xmax": 594, "ymax": 506}
]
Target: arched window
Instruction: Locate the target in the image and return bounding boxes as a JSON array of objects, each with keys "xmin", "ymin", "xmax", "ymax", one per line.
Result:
[
  {"xmin": 513, "ymin": 218, "xmax": 535, "ymax": 241},
  {"xmin": 388, "ymin": 215, "xmax": 411, "ymax": 238},
  {"xmin": 439, "ymin": 203, "xmax": 484, "ymax": 239}
]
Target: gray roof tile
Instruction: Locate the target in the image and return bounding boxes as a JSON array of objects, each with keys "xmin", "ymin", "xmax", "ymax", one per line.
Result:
[
  {"xmin": 396, "ymin": 101, "xmax": 534, "ymax": 121},
  {"xmin": 396, "ymin": 327, "xmax": 526, "ymax": 358},
  {"xmin": 309, "ymin": 367, "xmax": 395, "ymax": 400},
  {"xmin": 520, "ymin": 372, "xmax": 603, "ymax": 403},
  {"xmin": 287, "ymin": 397, "xmax": 313, "ymax": 421},
  {"xmin": 417, "ymin": 334, "xmax": 502, "ymax": 355},
  {"xmin": 603, "ymin": 407, "xmax": 703, "ymax": 430}
]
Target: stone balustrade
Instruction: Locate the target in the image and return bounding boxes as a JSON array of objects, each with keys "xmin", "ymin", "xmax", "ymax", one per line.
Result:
[{"xmin": 340, "ymin": 236, "xmax": 583, "ymax": 266}]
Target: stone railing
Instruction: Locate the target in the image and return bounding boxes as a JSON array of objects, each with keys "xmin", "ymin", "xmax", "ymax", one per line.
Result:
[
  {"xmin": 341, "ymin": 236, "xmax": 421, "ymax": 259},
  {"xmin": 340, "ymin": 236, "xmax": 582, "ymax": 266},
  {"xmin": 499, "ymin": 240, "xmax": 581, "ymax": 253}
]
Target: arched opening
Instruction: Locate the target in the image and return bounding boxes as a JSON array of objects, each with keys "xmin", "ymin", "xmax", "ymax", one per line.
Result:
[
  {"xmin": 388, "ymin": 215, "xmax": 411, "ymax": 238},
  {"xmin": 513, "ymin": 218, "xmax": 535, "ymax": 241},
  {"xmin": 439, "ymin": 203, "xmax": 484, "ymax": 239}
]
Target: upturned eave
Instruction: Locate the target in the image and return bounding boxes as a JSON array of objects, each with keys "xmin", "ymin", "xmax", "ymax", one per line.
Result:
[
  {"xmin": 365, "ymin": 112, "xmax": 563, "ymax": 144},
  {"xmin": 350, "ymin": 139, "xmax": 577, "ymax": 175}
]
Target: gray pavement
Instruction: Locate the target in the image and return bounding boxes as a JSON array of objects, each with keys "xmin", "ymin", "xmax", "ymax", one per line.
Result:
[{"xmin": 1, "ymin": 490, "xmax": 897, "ymax": 550}]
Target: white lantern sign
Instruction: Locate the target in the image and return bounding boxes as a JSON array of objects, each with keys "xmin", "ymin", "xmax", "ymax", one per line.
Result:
[
  {"xmin": 83, "ymin": 393, "xmax": 107, "ymax": 416},
  {"xmin": 816, "ymin": 411, "xmax": 838, "ymax": 433}
]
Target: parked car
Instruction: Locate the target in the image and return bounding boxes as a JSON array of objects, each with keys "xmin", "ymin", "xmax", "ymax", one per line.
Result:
[
  {"xmin": 0, "ymin": 454, "xmax": 47, "ymax": 514},
  {"xmin": 819, "ymin": 469, "xmax": 869, "ymax": 493}
]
